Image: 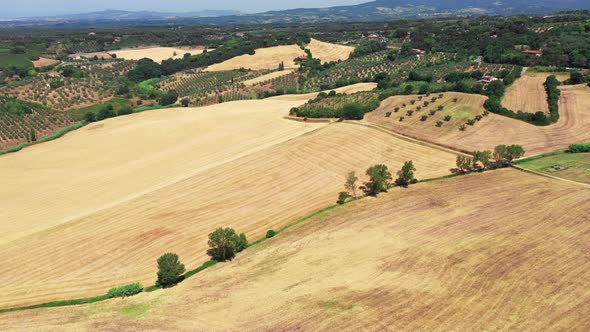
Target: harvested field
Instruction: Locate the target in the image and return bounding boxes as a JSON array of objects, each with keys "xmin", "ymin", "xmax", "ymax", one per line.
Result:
[
  {"xmin": 2, "ymin": 169, "xmax": 589, "ymax": 331},
  {"xmin": 206, "ymin": 39, "xmax": 352, "ymax": 72},
  {"xmin": 2, "ymin": 83, "xmax": 459, "ymax": 309},
  {"xmin": 32, "ymin": 57, "xmax": 58, "ymax": 68},
  {"xmin": 242, "ymin": 69, "xmax": 294, "ymax": 86},
  {"xmin": 306, "ymin": 38, "xmax": 354, "ymax": 63},
  {"xmin": 502, "ymin": 70, "xmax": 569, "ymax": 115},
  {"xmin": 110, "ymin": 47, "xmax": 206, "ymax": 63},
  {"xmin": 367, "ymin": 85, "xmax": 590, "ymax": 155}
]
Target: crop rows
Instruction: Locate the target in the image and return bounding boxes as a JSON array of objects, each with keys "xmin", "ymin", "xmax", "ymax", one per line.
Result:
[
  {"xmin": 0, "ymin": 104, "xmax": 77, "ymax": 149},
  {"xmin": 0, "ymin": 60, "xmax": 135, "ymax": 111}
]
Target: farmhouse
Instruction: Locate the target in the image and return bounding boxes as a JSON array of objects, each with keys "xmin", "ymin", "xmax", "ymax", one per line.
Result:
[
  {"xmin": 522, "ymin": 50, "xmax": 543, "ymax": 56},
  {"xmin": 296, "ymin": 55, "xmax": 308, "ymax": 61},
  {"xmin": 479, "ymin": 76, "xmax": 499, "ymax": 84}
]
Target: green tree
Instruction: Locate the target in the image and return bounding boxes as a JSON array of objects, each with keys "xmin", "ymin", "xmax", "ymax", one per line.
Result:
[
  {"xmin": 473, "ymin": 150, "xmax": 492, "ymax": 169},
  {"xmin": 84, "ymin": 112, "xmax": 97, "ymax": 123},
  {"xmin": 395, "ymin": 161, "xmax": 416, "ymax": 187},
  {"xmin": 207, "ymin": 227, "xmax": 248, "ymax": 262},
  {"xmin": 456, "ymin": 155, "xmax": 472, "ymax": 173},
  {"xmin": 159, "ymin": 91, "xmax": 179, "ymax": 106},
  {"xmin": 342, "ymin": 103, "xmax": 365, "ymax": 120},
  {"xmin": 29, "ymin": 128, "xmax": 36, "ymax": 142},
  {"xmin": 365, "ymin": 164, "xmax": 392, "ymax": 195},
  {"xmin": 156, "ymin": 253, "xmax": 185, "ymax": 287},
  {"xmin": 181, "ymin": 98, "xmax": 190, "ymax": 107},
  {"xmin": 344, "ymin": 171, "xmax": 359, "ymax": 199}
]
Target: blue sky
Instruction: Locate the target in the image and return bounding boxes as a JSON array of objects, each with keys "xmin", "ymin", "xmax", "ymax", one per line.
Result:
[{"xmin": 3, "ymin": 0, "xmax": 369, "ymax": 18}]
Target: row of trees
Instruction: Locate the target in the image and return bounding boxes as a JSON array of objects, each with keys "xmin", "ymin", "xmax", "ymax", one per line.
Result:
[
  {"xmin": 338, "ymin": 161, "xmax": 417, "ymax": 204},
  {"xmin": 156, "ymin": 227, "xmax": 248, "ymax": 287},
  {"xmin": 456, "ymin": 145, "xmax": 525, "ymax": 173}
]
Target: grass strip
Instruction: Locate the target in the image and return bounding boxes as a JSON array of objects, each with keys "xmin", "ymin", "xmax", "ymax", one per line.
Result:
[{"xmin": 0, "ymin": 121, "xmax": 86, "ymax": 156}]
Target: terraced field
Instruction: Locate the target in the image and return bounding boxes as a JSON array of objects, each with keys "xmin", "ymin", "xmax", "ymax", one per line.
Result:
[
  {"xmin": 368, "ymin": 85, "xmax": 590, "ymax": 155},
  {"xmin": 2, "ymin": 169, "xmax": 588, "ymax": 331}
]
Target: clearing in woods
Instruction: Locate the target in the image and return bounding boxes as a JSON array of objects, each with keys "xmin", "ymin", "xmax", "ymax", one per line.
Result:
[
  {"xmin": 502, "ymin": 70, "xmax": 569, "ymax": 115},
  {"xmin": 1, "ymin": 169, "xmax": 588, "ymax": 331},
  {"xmin": 0, "ymin": 83, "xmax": 456, "ymax": 309},
  {"xmin": 367, "ymin": 85, "xmax": 590, "ymax": 155},
  {"xmin": 205, "ymin": 39, "xmax": 353, "ymax": 72}
]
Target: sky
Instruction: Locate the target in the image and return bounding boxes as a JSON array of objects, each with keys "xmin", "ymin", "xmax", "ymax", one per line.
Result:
[{"xmin": 2, "ymin": 0, "xmax": 369, "ymax": 18}]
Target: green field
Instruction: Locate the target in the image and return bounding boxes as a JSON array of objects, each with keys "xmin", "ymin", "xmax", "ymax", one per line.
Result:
[
  {"xmin": 518, "ymin": 152, "xmax": 590, "ymax": 184},
  {"xmin": 0, "ymin": 49, "xmax": 34, "ymax": 69}
]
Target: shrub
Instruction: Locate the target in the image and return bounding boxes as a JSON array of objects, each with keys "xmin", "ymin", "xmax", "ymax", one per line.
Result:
[
  {"xmin": 399, "ymin": 116, "xmax": 405, "ymax": 122},
  {"xmin": 385, "ymin": 112, "xmax": 392, "ymax": 117},
  {"xmin": 459, "ymin": 124, "xmax": 466, "ymax": 131},
  {"xmin": 117, "ymin": 106, "xmax": 133, "ymax": 116},
  {"xmin": 437, "ymin": 105, "xmax": 444, "ymax": 111},
  {"xmin": 406, "ymin": 110, "xmax": 414, "ymax": 116},
  {"xmin": 394, "ymin": 107, "xmax": 400, "ymax": 112},
  {"xmin": 156, "ymin": 253, "xmax": 185, "ymax": 287},
  {"xmin": 453, "ymin": 98, "xmax": 459, "ymax": 102},
  {"xmin": 567, "ymin": 142, "xmax": 590, "ymax": 153},
  {"xmin": 444, "ymin": 115, "xmax": 452, "ymax": 121},
  {"xmin": 429, "ymin": 110, "xmax": 436, "ymax": 116},
  {"xmin": 107, "ymin": 283, "xmax": 144, "ymax": 298},
  {"xmin": 266, "ymin": 230, "xmax": 277, "ymax": 238},
  {"xmin": 467, "ymin": 119, "xmax": 476, "ymax": 126},
  {"xmin": 475, "ymin": 115, "xmax": 483, "ymax": 121},
  {"xmin": 159, "ymin": 91, "xmax": 179, "ymax": 106},
  {"xmin": 337, "ymin": 191, "xmax": 348, "ymax": 205},
  {"xmin": 420, "ymin": 115, "xmax": 428, "ymax": 121},
  {"xmin": 436, "ymin": 121, "xmax": 443, "ymax": 127},
  {"xmin": 84, "ymin": 112, "xmax": 97, "ymax": 122}
]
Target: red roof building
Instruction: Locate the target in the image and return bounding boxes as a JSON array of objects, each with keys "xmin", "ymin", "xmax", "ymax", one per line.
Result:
[{"xmin": 522, "ymin": 50, "xmax": 543, "ymax": 56}]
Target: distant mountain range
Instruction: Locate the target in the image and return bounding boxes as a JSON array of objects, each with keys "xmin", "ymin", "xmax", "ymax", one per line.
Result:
[
  {"xmin": 2, "ymin": 0, "xmax": 590, "ymax": 26},
  {"xmin": 9, "ymin": 9, "xmax": 242, "ymax": 22}
]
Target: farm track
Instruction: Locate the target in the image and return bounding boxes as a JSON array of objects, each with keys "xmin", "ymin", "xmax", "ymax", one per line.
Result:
[{"xmin": 1, "ymin": 169, "xmax": 589, "ymax": 331}]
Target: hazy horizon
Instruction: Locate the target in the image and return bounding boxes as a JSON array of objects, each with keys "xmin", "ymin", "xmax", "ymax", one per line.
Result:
[{"xmin": 2, "ymin": 0, "xmax": 368, "ymax": 18}]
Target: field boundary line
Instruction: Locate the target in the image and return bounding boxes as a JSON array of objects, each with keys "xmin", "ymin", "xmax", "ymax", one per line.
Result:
[
  {"xmin": 349, "ymin": 121, "xmax": 471, "ymax": 157},
  {"xmin": 511, "ymin": 165, "xmax": 590, "ymax": 188}
]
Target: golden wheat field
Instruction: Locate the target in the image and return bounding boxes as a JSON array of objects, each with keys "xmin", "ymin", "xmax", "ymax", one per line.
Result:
[
  {"xmin": 502, "ymin": 70, "xmax": 569, "ymax": 115},
  {"xmin": 110, "ymin": 47, "xmax": 207, "ymax": 63},
  {"xmin": 0, "ymin": 82, "xmax": 462, "ymax": 309},
  {"xmin": 205, "ymin": 39, "xmax": 353, "ymax": 71},
  {"xmin": 1, "ymin": 169, "xmax": 588, "ymax": 331},
  {"xmin": 367, "ymin": 85, "xmax": 590, "ymax": 156}
]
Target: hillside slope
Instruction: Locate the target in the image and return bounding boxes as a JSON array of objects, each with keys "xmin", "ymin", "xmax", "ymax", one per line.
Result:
[{"xmin": 1, "ymin": 169, "xmax": 589, "ymax": 330}]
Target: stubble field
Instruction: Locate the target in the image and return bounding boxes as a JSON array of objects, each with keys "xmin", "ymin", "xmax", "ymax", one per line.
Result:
[
  {"xmin": 0, "ymin": 82, "xmax": 461, "ymax": 310},
  {"xmin": 1, "ymin": 169, "xmax": 588, "ymax": 331}
]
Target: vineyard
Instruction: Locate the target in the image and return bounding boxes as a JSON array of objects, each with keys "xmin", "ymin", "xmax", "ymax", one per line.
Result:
[
  {"xmin": 0, "ymin": 60, "xmax": 135, "ymax": 111},
  {"xmin": 301, "ymin": 51, "xmax": 518, "ymax": 92},
  {"xmin": 158, "ymin": 69, "xmax": 271, "ymax": 106},
  {"xmin": 291, "ymin": 91, "xmax": 379, "ymax": 118},
  {"xmin": 0, "ymin": 97, "xmax": 77, "ymax": 149}
]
